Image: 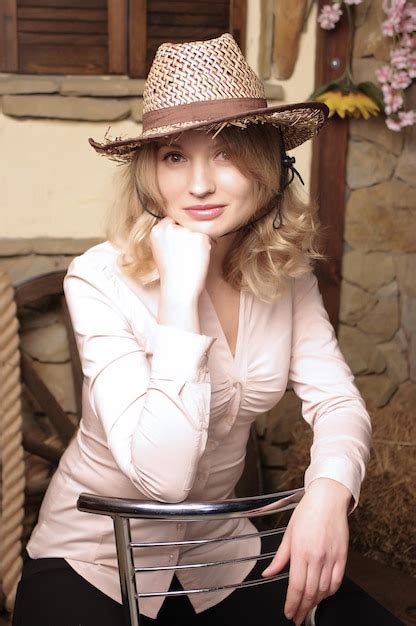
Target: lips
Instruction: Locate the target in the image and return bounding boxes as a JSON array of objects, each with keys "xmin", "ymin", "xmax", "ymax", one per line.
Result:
[
  {"xmin": 184, "ymin": 205, "xmax": 226, "ymax": 220},
  {"xmin": 184, "ymin": 204, "xmax": 225, "ymax": 211}
]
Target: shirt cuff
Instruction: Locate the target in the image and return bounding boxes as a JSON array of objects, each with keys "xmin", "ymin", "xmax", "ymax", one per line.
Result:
[
  {"xmin": 304, "ymin": 456, "xmax": 362, "ymax": 516},
  {"xmin": 150, "ymin": 323, "xmax": 217, "ymax": 383}
]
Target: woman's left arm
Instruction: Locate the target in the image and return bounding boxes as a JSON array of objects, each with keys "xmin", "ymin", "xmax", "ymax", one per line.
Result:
[{"xmin": 262, "ymin": 271, "xmax": 372, "ymax": 625}]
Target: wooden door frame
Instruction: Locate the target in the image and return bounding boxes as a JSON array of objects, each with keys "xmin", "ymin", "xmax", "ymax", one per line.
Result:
[{"xmin": 310, "ymin": 0, "xmax": 350, "ymax": 334}]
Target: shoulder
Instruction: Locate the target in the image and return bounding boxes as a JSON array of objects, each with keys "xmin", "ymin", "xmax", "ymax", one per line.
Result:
[
  {"xmin": 64, "ymin": 240, "xmax": 127, "ymax": 302},
  {"xmin": 64, "ymin": 241, "xmax": 155, "ymax": 324},
  {"xmin": 65, "ymin": 240, "xmax": 121, "ymax": 280},
  {"xmin": 67, "ymin": 240, "xmax": 120, "ymax": 271},
  {"xmin": 291, "ymin": 270, "xmax": 320, "ymax": 302}
]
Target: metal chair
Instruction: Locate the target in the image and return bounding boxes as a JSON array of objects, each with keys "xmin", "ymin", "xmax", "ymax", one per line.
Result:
[{"xmin": 77, "ymin": 487, "xmax": 318, "ymax": 626}]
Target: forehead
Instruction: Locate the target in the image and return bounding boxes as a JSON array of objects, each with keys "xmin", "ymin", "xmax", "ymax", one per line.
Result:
[{"xmin": 156, "ymin": 130, "xmax": 224, "ymax": 150}]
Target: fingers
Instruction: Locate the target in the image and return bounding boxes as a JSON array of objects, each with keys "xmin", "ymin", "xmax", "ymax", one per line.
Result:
[
  {"xmin": 287, "ymin": 559, "xmax": 345, "ymax": 625},
  {"xmin": 290, "ymin": 562, "xmax": 333, "ymax": 625},
  {"xmin": 329, "ymin": 558, "xmax": 346, "ymax": 596},
  {"xmin": 261, "ymin": 533, "xmax": 291, "ymax": 577},
  {"xmin": 283, "ymin": 558, "xmax": 308, "ymax": 623}
]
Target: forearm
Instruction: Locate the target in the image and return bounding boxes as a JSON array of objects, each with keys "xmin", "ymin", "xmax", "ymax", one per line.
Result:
[
  {"xmin": 305, "ymin": 477, "xmax": 353, "ymax": 514},
  {"xmin": 158, "ymin": 290, "xmax": 201, "ymax": 334}
]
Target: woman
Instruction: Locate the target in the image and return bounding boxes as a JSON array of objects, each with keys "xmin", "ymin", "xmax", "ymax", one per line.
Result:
[{"xmin": 13, "ymin": 34, "xmax": 402, "ymax": 626}]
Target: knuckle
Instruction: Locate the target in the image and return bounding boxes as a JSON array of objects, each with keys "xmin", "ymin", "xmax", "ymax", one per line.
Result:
[
  {"xmin": 304, "ymin": 591, "xmax": 316, "ymax": 602},
  {"xmin": 309, "ymin": 549, "xmax": 326, "ymax": 563},
  {"xmin": 290, "ymin": 584, "xmax": 304, "ymax": 595}
]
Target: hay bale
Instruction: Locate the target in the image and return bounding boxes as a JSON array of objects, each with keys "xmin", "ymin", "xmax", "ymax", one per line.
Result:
[{"xmin": 276, "ymin": 401, "xmax": 416, "ymax": 577}]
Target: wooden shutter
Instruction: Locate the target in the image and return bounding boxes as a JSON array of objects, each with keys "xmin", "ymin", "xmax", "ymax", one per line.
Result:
[
  {"xmin": 1, "ymin": 0, "xmax": 246, "ymax": 77},
  {"xmin": 1, "ymin": 0, "xmax": 128, "ymax": 75},
  {"xmin": 129, "ymin": 0, "xmax": 247, "ymax": 78},
  {"xmin": 0, "ymin": 0, "xmax": 18, "ymax": 71}
]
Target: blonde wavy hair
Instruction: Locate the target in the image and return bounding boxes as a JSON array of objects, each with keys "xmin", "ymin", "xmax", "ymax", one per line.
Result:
[{"xmin": 106, "ymin": 123, "xmax": 324, "ymax": 303}]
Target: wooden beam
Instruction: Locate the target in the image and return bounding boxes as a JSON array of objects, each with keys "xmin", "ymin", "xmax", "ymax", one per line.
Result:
[
  {"xmin": 273, "ymin": 0, "xmax": 308, "ymax": 80},
  {"xmin": 108, "ymin": 0, "xmax": 128, "ymax": 74},
  {"xmin": 0, "ymin": 0, "xmax": 18, "ymax": 72},
  {"xmin": 230, "ymin": 0, "xmax": 246, "ymax": 55},
  {"xmin": 310, "ymin": 0, "xmax": 350, "ymax": 333},
  {"xmin": 129, "ymin": 0, "xmax": 147, "ymax": 77}
]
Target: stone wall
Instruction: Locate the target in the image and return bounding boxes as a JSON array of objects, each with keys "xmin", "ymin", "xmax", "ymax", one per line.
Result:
[{"xmin": 339, "ymin": 1, "xmax": 416, "ymax": 413}]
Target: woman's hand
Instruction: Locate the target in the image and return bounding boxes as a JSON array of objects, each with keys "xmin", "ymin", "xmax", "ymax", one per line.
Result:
[
  {"xmin": 150, "ymin": 216, "xmax": 213, "ymax": 303},
  {"xmin": 262, "ymin": 478, "xmax": 351, "ymax": 625}
]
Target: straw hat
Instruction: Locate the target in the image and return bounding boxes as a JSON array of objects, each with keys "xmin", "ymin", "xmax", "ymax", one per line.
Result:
[{"xmin": 89, "ymin": 33, "xmax": 329, "ymax": 161}]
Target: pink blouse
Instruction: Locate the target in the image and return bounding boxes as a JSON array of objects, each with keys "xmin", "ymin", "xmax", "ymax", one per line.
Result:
[{"xmin": 27, "ymin": 240, "xmax": 372, "ymax": 619}]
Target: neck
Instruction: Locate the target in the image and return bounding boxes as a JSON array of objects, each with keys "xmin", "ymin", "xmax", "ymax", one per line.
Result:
[{"xmin": 206, "ymin": 231, "xmax": 238, "ymax": 285}]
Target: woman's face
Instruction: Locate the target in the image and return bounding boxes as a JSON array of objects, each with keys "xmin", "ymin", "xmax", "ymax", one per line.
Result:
[{"xmin": 155, "ymin": 130, "xmax": 257, "ymax": 237}]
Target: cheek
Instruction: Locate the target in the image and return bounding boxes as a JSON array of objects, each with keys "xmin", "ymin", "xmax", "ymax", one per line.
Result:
[
  {"xmin": 156, "ymin": 167, "xmax": 184, "ymax": 203},
  {"xmin": 220, "ymin": 170, "xmax": 254, "ymax": 206}
]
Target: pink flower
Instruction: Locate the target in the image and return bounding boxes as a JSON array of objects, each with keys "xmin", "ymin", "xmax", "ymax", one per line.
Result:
[
  {"xmin": 401, "ymin": 33, "xmax": 414, "ymax": 48},
  {"xmin": 382, "ymin": 0, "xmax": 406, "ymax": 14},
  {"xmin": 398, "ymin": 110, "xmax": 416, "ymax": 125},
  {"xmin": 318, "ymin": 3, "xmax": 342, "ymax": 30},
  {"xmin": 375, "ymin": 65, "xmax": 393, "ymax": 83},
  {"xmin": 382, "ymin": 83, "xmax": 404, "ymax": 114},
  {"xmin": 382, "ymin": 20, "xmax": 395, "ymax": 36},
  {"xmin": 390, "ymin": 47, "xmax": 410, "ymax": 69},
  {"xmin": 385, "ymin": 92, "xmax": 404, "ymax": 114},
  {"xmin": 408, "ymin": 53, "xmax": 416, "ymax": 78},
  {"xmin": 400, "ymin": 18, "xmax": 416, "ymax": 33},
  {"xmin": 382, "ymin": 0, "xmax": 408, "ymax": 34},
  {"xmin": 386, "ymin": 116, "xmax": 403, "ymax": 131},
  {"xmin": 381, "ymin": 83, "xmax": 394, "ymax": 98},
  {"xmin": 403, "ymin": 4, "xmax": 416, "ymax": 20},
  {"xmin": 391, "ymin": 69, "xmax": 412, "ymax": 89}
]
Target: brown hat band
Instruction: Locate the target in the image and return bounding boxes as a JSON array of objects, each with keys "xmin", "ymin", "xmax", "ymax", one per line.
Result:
[{"xmin": 142, "ymin": 97, "xmax": 267, "ymax": 132}]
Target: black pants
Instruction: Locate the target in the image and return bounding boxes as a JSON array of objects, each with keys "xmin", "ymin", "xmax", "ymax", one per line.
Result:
[{"xmin": 13, "ymin": 538, "xmax": 405, "ymax": 626}]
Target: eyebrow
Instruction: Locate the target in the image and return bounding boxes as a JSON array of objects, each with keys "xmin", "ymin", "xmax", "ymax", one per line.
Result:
[
  {"xmin": 158, "ymin": 142, "xmax": 182, "ymax": 149},
  {"xmin": 157, "ymin": 138, "xmax": 223, "ymax": 150}
]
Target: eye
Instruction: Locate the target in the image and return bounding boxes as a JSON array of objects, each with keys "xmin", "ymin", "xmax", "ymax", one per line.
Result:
[
  {"xmin": 162, "ymin": 152, "xmax": 184, "ymax": 163},
  {"xmin": 216, "ymin": 150, "xmax": 231, "ymax": 160}
]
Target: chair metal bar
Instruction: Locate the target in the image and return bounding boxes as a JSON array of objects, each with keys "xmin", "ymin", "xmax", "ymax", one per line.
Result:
[
  {"xmin": 113, "ymin": 516, "xmax": 140, "ymax": 626},
  {"xmin": 77, "ymin": 487, "xmax": 304, "ymax": 521},
  {"xmin": 130, "ymin": 526, "xmax": 285, "ymax": 548},
  {"xmin": 136, "ymin": 571, "xmax": 291, "ymax": 598},
  {"xmin": 135, "ymin": 550, "xmax": 278, "ymax": 572},
  {"xmin": 76, "ymin": 487, "xmax": 312, "ymax": 626}
]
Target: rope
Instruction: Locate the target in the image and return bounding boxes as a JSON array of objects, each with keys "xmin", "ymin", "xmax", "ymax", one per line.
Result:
[{"xmin": 0, "ymin": 270, "xmax": 25, "ymax": 613}]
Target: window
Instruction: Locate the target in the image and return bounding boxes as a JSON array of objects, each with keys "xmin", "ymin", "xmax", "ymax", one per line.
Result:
[{"xmin": 0, "ymin": 0, "xmax": 246, "ymax": 76}]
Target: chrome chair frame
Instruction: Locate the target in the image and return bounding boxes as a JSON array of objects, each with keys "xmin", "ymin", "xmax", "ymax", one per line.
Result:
[{"xmin": 77, "ymin": 487, "xmax": 317, "ymax": 626}]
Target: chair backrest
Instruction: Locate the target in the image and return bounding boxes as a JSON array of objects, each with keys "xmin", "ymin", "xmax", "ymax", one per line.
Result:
[
  {"xmin": 77, "ymin": 487, "xmax": 306, "ymax": 626},
  {"xmin": 15, "ymin": 270, "xmax": 83, "ymax": 452}
]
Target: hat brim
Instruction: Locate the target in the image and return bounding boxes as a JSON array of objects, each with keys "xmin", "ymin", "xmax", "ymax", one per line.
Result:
[{"xmin": 88, "ymin": 101, "xmax": 329, "ymax": 162}]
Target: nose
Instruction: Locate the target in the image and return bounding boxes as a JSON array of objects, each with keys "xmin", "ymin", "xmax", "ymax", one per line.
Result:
[{"xmin": 188, "ymin": 159, "xmax": 215, "ymax": 197}]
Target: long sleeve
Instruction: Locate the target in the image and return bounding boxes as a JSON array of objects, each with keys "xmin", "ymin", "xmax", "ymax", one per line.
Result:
[
  {"xmin": 288, "ymin": 271, "xmax": 372, "ymax": 515},
  {"xmin": 63, "ymin": 256, "xmax": 217, "ymax": 503}
]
